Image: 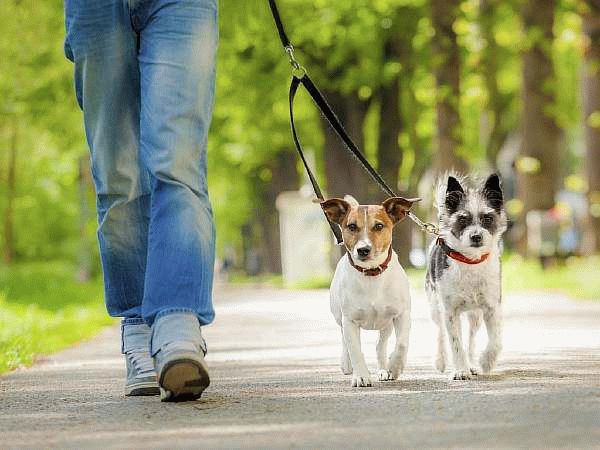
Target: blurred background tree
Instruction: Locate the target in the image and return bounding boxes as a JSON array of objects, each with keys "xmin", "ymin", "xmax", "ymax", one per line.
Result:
[{"xmin": 1, "ymin": 0, "xmax": 598, "ymax": 278}]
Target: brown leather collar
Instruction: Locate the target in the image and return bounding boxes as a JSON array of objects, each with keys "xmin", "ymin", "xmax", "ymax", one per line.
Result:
[
  {"xmin": 346, "ymin": 245, "xmax": 394, "ymax": 276},
  {"xmin": 437, "ymin": 238, "xmax": 490, "ymax": 265}
]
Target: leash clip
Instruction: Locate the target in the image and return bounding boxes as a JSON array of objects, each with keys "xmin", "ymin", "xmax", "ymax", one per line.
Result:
[
  {"xmin": 285, "ymin": 45, "xmax": 306, "ymax": 78},
  {"xmin": 407, "ymin": 211, "xmax": 439, "ymax": 236},
  {"xmin": 422, "ymin": 222, "xmax": 440, "ymax": 236}
]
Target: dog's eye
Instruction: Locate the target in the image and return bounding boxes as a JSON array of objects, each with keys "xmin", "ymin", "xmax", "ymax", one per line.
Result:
[
  {"xmin": 373, "ymin": 223, "xmax": 384, "ymax": 231},
  {"xmin": 347, "ymin": 223, "xmax": 358, "ymax": 232},
  {"xmin": 481, "ymin": 215, "xmax": 494, "ymax": 227},
  {"xmin": 457, "ymin": 216, "xmax": 469, "ymax": 226}
]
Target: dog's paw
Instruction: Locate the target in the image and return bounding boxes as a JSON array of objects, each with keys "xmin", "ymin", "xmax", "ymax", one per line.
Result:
[
  {"xmin": 480, "ymin": 349, "xmax": 498, "ymax": 373},
  {"xmin": 387, "ymin": 353, "xmax": 405, "ymax": 379},
  {"xmin": 377, "ymin": 369, "xmax": 392, "ymax": 381},
  {"xmin": 351, "ymin": 373, "xmax": 372, "ymax": 387},
  {"xmin": 469, "ymin": 367, "xmax": 479, "ymax": 376},
  {"xmin": 451, "ymin": 370, "xmax": 474, "ymax": 381}
]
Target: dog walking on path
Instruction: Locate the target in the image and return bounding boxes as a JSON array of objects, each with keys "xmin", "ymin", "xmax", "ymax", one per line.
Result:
[
  {"xmin": 426, "ymin": 174, "xmax": 507, "ymax": 380},
  {"xmin": 321, "ymin": 195, "xmax": 420, "ymax": 387}
]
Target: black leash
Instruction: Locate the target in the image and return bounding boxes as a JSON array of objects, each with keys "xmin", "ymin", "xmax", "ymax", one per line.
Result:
[{"xmin": 269, "ymin": 0, "xmax": 439, "ymax": 243}]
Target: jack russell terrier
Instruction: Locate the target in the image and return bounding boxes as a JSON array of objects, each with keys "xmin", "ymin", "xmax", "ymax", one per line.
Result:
[
  {"xmin": 321, "ymin": 195, "xmax": 420, "ymax": 387},
  {"xmin": 426, "ymin": 173, "xmax": 507, "ymax": 380}
]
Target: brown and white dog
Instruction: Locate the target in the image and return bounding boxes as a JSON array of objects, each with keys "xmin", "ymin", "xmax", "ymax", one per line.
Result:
[{"xmin": 321, "ymin": 195, "xmax": 420, "ymax": 387}]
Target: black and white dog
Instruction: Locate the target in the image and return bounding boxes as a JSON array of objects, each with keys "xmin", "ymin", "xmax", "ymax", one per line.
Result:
[{"xmin": 426, "ymin": 173, "xmax": 507, "ymax": 380}]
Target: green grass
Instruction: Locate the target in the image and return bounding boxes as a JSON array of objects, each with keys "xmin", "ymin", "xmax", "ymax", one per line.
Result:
[
  {"xmin": 229, "ymin": 256, "xmax": 600, "ymax": 301},
  {"xmin": 0, "ymin": 262, "xmax": 113, "ymax": 374},
  {"xmin": 501, "ymin": 255, "xmax": 600, "ymax": 300},
  {"xmin": 228, "ymin": 272, "xmax": 284, "ymax": 287},
  {"xmin": 409, "ymin": 255, "xmax": 600, "ymax": 300}
]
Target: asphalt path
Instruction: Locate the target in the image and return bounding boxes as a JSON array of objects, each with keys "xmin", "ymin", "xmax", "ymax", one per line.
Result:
[{"xmin": 1, "ymin": 285, "xmax": 600, "ymax": 449}]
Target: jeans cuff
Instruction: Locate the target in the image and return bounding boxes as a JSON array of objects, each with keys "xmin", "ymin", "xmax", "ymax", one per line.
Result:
[{"xmin": 153, "ymin": 308, "xmax": 199, "ymax": 324}]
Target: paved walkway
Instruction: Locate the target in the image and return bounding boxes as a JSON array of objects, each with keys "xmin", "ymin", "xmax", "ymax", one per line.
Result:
[{"xmin": 1, "ymin": 285, "xmax": 600, "ymax": 449}]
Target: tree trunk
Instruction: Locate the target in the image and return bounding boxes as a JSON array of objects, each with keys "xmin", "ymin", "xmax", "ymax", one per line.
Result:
[
  {"xmin": 480, "ymin": 0, "xmax": 513, "ymax": 169},
  {"xmin": 377, "ymin": 81, "xmax": 402, "ymax": 197},
  {"xmin": 321, "ymin": 90, "xmax": 371, "ymax": 203},
  {"xmin": 377, "ymin": 72, "xmax": 411, "ymax": 265},
  {"xmin": 582, "ymin": 1, "xmax": 600, "ymax": 253},
  {"xmin": 256, "ymin": 148, "xmax": 299, "ymax": 274},
  {"xmin": 431, "ymin": 0, "xmax": 468, "ymax": 172},
  {"xmin": 517, "ymin": 0, "xmax": 561, "ymax": 226},
  {"xmin": 3, "ymin": 115, "xmax": 17, "ymax": 264}
]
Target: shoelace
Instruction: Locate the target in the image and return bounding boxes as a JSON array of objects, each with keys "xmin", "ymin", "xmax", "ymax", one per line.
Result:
[{"xmin": 127, "ymin": 350, "xmax": 155, "ymax": 377}]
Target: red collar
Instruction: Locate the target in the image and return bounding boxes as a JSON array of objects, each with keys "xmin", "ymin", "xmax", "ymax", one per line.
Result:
[
  {"xmin": 437, "ymin": 238, "xmax": 490, "ymax": 265},
  {"xmin": 346, "ymin": 245, "xmax": 394, "ymax": 276}
]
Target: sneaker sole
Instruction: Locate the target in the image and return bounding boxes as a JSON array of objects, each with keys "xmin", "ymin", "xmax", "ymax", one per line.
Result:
[
  {"xmin": 125, "ymin": 381, "xmax": 160, "ymax": 397},
  {"xmin": 159, "ymin": 358, "xmax": 210, "ymax": 402}
]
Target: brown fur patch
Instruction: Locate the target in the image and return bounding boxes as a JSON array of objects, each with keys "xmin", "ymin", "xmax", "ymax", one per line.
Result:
[{"xmin": 341, "ymin": 205, "xmax": 395, "ymax": 255}]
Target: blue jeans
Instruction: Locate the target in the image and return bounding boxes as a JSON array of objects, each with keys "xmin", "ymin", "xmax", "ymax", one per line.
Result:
[{"xmin": 64, "ymin": 0, "xmax": 217, "ymax": 326}]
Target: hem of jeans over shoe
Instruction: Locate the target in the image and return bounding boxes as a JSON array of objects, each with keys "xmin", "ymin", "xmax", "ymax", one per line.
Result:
[
  {"xmin": 120, "ymin": 318, "xmax": 149, "ymax": 354},
  {"xmin": 151, "ymin": 308, "xmax": 207, "ymax": 356},
  {"xmin": 153, "ymin": 308, "xmax": 199, "ymax": 323}
]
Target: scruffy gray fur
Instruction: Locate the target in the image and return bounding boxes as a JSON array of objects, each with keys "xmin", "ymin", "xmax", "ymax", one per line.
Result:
[{"xmin": 425, "ymin": 173, "xmax": 507, "ymax": 380}]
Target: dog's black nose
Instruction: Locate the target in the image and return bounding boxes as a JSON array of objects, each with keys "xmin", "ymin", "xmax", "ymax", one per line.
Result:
[
  {"xmin": 357, "ymin": 247, "xmax": 371, "ymax": 258},
  {"xmin": 470, "ymin": 234, "xmax": 483, "ymax": 244}
]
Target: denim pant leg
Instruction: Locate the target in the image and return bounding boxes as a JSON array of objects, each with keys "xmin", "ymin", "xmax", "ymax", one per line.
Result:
[
  {"xmin": 64, "ymin": 0, "xmax": 150, "ymax": 318},
  {"xmin": 137, "ymin": 0, "xmax": 218, "ymax": 325}
]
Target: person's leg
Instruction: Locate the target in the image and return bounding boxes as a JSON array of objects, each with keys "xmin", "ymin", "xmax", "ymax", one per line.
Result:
[
  {"xmin": 137, "ymin": 0, "xmax": 217, "ymax": 326},
  {"xmin": 64, "ymin": 0, "xmax": 158, "ymax": 395},
  {"xmin": 134, "ymin": 0, "xmax": 218, "ymax": 401},
  {"xmin": 64, "ymin": 0, "xmax": 149, "ymax": 319}
]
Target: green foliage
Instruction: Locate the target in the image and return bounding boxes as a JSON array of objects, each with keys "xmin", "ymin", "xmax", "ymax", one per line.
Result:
[
  {"xmin": 0, "ymin": 0, "xmax": 88, "ymax": 261},
  {"xmin": 0, "ymin": 0, "xmax": 593, "ymax": 263},
  {"xmin": 0, "ymin": 262, "xmax": 113, "ymax": 374}
]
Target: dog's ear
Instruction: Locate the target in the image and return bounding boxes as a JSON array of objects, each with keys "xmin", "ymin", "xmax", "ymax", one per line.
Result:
[
  {"xmin": 483, "ymin": 173, "xmax": 503, "ymax": 213},
  {"xmin": 382, "ymin": 197, "xmax": 422, "ymax": 224},
  {"xmin": 445, "ymin": 176, "xmax": 464, "ymax": 214},
  {"xmin": 320, "ymin": 198, "xmax": 351, "ymax": 224}
]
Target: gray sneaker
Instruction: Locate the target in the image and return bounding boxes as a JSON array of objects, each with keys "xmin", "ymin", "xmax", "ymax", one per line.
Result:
[
  {"xmin": 122, "ymin": 321, "xmax": 160, "ymax": 396},
  {"xmin": 151, "ymin": 312, "xmax": 210, "ymax": 402}
]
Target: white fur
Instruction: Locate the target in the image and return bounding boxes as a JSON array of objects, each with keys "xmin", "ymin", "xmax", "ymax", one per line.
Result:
[
  {"xmin": 426, "ymin": 243, "xmax": 502, "ymax": 380},
  {"xmin": 344, "ymin": 195, "xmax": 360, "ymax": 208},
  {"xmin": 330, "ymin": 249, "xmax": 411, "ymax": 387}
]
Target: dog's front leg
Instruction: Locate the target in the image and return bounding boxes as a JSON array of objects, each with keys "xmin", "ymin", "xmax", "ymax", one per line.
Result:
[
  {"xmin": 467, "ymin": 310, "xmax": 482, "ymax": 375},
  {"xmin": 376, "ymin": 324, "xmax": 393, "ymax": 381},
  {"xmin": 480, "ymin": 306, "xmax": 502, "ymax": 373},
  {"xmin": 342, "ymin": 317, "xmax": 371, "ymax": 387},
  {"xmin": 340, "ymin": 328, "xmax": 352, "ymax": 375},
  {"xmin": 388, "ymin": 312, "xmax": 410, "ymax": 380},
  {"xmin": 444, "ymin": 308, "xmax": 472, "ymax": 380}
]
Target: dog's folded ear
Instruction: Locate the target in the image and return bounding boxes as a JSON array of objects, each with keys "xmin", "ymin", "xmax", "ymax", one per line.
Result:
[
  {"xmin": 483, "ymin": 173, "xmax": 503, "ymax": 213},
  {"xmin": 320, "ymin": 198, "xmax": 351, "ymax": 224},
  {"xmin": 382, "ymin": 197, "xmax": 422, "ymax": 223}
]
